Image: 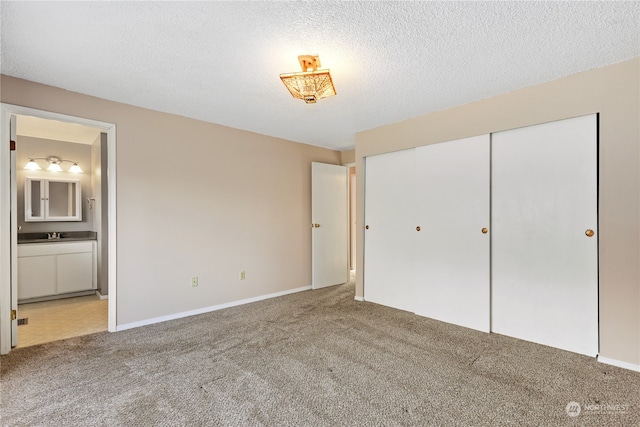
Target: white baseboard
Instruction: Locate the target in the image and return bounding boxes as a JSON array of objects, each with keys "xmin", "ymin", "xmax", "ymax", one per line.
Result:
[
  {"xmin": 116, "ymin": 285, "xmax": 312, "ymax": 332},
  {"xmin": 96, "ymin": 291, "xmax": 108, "ymax": 300},
  {"xmin": 354, "ymin": 295, "xmax": 364, "ymax": 302},
  {"xmin": 597, "ymin": 355, "xmax": 640, "ymax": 372}
]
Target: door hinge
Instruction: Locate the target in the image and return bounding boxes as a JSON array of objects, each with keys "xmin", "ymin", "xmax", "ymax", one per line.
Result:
[
  {"xmin": 10, "ymin": 140, "xmax": 16, "ymax": 151},
  {"xmin": 11, "ymin": 310, "xmax": 17, "ymax": 320}
]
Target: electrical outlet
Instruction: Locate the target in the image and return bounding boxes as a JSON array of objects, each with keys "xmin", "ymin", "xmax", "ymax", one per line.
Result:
[
  {"xmin": 191, "ymin": 276, "xmax": 198, "ymax": 287},
  {"xmin": 240, "ymin": 270, "xmax": 246, "ymax": 280}
]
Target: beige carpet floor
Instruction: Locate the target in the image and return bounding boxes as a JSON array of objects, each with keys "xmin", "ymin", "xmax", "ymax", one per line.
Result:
[{"xmin": 1, "ymin": 281, "xmax": 639, "ymax": 426}]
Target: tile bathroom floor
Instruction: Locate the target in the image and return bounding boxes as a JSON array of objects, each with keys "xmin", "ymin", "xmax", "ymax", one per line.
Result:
[{"xmin": 16, "ymin": 295, "xmax": 108, "ymax": 348}]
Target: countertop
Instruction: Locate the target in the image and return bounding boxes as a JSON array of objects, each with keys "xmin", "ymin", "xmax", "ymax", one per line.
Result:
[{"xmin": 18, "ymin": 231, "xmax": 97, "ymax": 244}]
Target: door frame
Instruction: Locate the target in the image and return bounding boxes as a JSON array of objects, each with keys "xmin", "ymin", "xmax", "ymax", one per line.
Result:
[
  {"xmin": 344, "ymin": 162, "xmax": 356, "ymax": 271},
  {"xmin": 0, "ymin": 104, "xmax": 118, "ymax": 354},
  {"xmin": 349, "ymin": 169, "xmax": 356, "ymax": 271}
]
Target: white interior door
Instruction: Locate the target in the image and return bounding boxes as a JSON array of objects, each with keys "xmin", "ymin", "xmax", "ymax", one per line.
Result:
[
  {"xmin": 364, "ymin": 149, "xmax": 415, "ymax": 312},
  {"xmin": 311, "ymin": 162, "xmax": 348, "ymax": 289},
  {"xmin": 1, "ymin": 112, "xmax": 18, "ymax": 353},
  {"xmin": 414, "ymin": 135, "xmax": 491, "ymax": 332},
  {"xmin": 492, "ymin": 114, "xmax": 598, "ymax": 356}
]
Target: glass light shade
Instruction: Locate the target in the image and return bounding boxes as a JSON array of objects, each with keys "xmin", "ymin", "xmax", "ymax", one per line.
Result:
[
  {"xmin": 280, "ymin": 70, "xmax": 336, "ymax": 104},
  {"xmin": 47, "ymin": 162, "xmax": 63, "ymax": 172},
  {"xmin": 69, "ymin": 163, "xmax": 83, "ymax": 173},
  {"xmin": 24, "ymin": 159, "xmax": 42, "ymax": 170}
]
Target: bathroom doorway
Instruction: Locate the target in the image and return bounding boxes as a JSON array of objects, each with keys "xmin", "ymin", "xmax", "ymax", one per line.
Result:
[
  {"xmin": 14, "ymin": 114, "xmax": 107, "ymax": 347},
  {"xmin": 0, "ymin": 104, "xmax": 117, "ymax": 354}
]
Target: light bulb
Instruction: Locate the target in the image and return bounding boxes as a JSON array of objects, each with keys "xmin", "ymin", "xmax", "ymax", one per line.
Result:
[
  {"xmin": 24, "ymin": 159, "xmax": 41, "ymax": 170},
  {"xmin": 47, "ymin": 162, "xmax": 63, "ymax": 172}
]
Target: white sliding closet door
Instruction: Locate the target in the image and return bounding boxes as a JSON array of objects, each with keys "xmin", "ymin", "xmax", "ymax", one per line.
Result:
[
  {"xmin": 492, "ymin": 114, "xmax": 598, "ymax": 356},
  {"xmin": 414, "ymin": 135, "xmax": 491, "ymax": 332},
  {"xmin": 364, "ymin": 149, "xmax": 415, "ymax": 312}
]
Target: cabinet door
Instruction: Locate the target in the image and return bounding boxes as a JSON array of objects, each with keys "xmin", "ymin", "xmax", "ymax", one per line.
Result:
[
  {"xmin": 46, "ymin": 180, "xmax": 81, "ymax": 221},
  {"xmin": 492, "ymin": 114, "xmax": 598, "ymax": 356},
  {"xmin": 364, "ymin": 149, "xmax": 415, "ymax": 312},
  {"xmin": 24, "ymin": 177, "xmax": 82, "ymax": 221},
  {"xmin": 24, "ymin": 178, "xmax": 45, "ymax": 221},
  {"xmin": 414, "ymin": 135, "xmax": 491, "ymax": 332},
  {"xmin": 57, "ymin": 252, "xmax": 94, "ymax": 294},
  {"xmin": 18, "ymin": 255, "xmax": 56, "ymax": 299}
]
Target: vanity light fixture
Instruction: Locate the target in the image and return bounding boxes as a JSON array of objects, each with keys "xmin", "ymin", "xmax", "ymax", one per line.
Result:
[
  {"xmin": 24, "ymin": 156, "xmax": 83, "ymax": 173},
  {"xmin": 68, "ymin": 163, "xmax": 83, "ymax": 173},
  {"xmin": 280, "ymin": 55, "xmax": 336, "ymax": 104},
  {"xmin": 24, "ymin": 159, "xmax": 41, "ymax": 170},
  {"xmin": 47, "ymin": 158, "xmax": 63, "ymax": 172}
]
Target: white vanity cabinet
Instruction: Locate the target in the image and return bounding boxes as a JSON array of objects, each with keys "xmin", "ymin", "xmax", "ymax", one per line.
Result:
[
  {"xmin": 25, "ymin": 177, "xmax": 82, "ymax": 221},
  {"xmin": 17, "ymin": 241, "xmax": 96, "ymax": 301}
]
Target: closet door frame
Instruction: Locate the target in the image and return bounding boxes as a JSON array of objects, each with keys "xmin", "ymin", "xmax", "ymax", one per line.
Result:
[{"xmin": 361, "ymin": 114, "xmax": 598, "ymax": 358}]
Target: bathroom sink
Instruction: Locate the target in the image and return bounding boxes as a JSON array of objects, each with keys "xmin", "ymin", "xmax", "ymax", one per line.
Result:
[{"xmin": 17, "ymin": 231, "xmax": 97, "ymax": 244}]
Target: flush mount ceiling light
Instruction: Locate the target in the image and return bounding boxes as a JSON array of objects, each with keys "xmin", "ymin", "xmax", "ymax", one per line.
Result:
[
  {"xmin": 280, "ymin": 55, "xmax": 336, "ymax": 104},
  {"xmin": 24, "ymin": 156, "xmax": 83, "ymax": 173}
]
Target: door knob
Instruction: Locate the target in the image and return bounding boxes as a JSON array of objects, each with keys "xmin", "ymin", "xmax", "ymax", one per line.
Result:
[
  {"xmin": 365, "ymin": 225, "xmax": 369, "ymax": 230},
  {"xmin": 481, "ymin": 228, "xmax": 488, "ymax": 234},
  {"xmin": 314, "ymin": 224, "xmax": 320, "ymax": 228},
  {"xmin": 416, "ymin": 226, "xmax": 421, "ymax": 231},
  {"xmin": 585, "ymin": 229, "xmax": 595, "ymax": 237}
]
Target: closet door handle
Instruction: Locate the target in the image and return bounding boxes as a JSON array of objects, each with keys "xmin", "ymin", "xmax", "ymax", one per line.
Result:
[
  {"xmin": 365, "ymin": 225, "xmax": 370, "ymax": 230},
  {"xmin": 481, "ymin": 228, "xmax": 488, "ymax": 234},
  {"xmin": 416, "ymin": 226, "xmax": 421, "ymax": 231},
  {"xmin": 585, "ymin": 229, "xmax": 595, "ymax": 237}
]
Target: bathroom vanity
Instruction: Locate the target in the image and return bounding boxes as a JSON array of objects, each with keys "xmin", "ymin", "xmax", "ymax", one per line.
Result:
[{"xmin": 17, "ymin": 232, "xmax": 97, "ymax": 302}]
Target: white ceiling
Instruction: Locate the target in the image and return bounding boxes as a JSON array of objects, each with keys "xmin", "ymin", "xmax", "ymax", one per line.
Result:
[{"xmin": 1, "ymin": 2, "xmax": 639, "ymax": 151}]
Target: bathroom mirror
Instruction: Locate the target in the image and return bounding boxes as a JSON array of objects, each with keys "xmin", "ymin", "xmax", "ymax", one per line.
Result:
[{"xmin": 25, "ymin": 177, "xmax": 82, "ymax": 221}]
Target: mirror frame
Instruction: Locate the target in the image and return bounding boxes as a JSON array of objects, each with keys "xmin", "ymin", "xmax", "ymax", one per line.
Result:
[{"xmin": 25, "ymin": 176, "xmax": 82, "ymax": 222}]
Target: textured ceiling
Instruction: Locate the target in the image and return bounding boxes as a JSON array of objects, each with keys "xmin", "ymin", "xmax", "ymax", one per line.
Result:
[{"xmin": 1, "ymin": 2, "xmax": 639, "ymax": 151}]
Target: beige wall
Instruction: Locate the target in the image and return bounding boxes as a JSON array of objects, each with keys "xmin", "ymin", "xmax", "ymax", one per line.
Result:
[
  {"xmin": 340, "ymin": 149, "xmax": 355, "ymax": 165},
  {"xmin": 2, "ymin": 75, "xmax": 340, "ymax": 325},
  {"xmin": 355, "ymin": 58, "xmax": 640, "ymax": 366}
]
